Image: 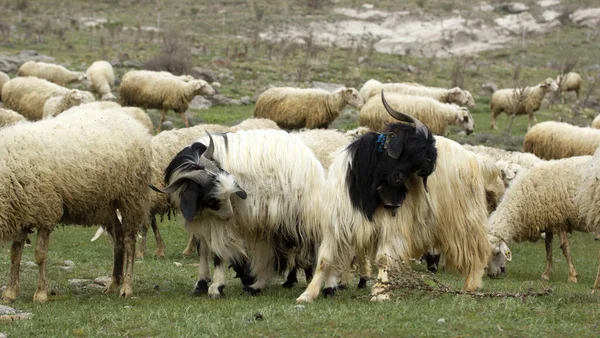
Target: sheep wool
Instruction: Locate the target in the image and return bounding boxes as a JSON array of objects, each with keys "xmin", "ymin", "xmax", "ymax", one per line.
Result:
[
  {"xmin": 293, "ymin": 129, "xmax": 353, "ymax": 169},
  {"xmin": 0, "ymin": 109, "xmax": 152, "ymax": 303},
  {"xmin": 2, "ymin": 76, "xmax": 95, "ymax": 121},
  {"xmin": 61, "ymin": 101, "xmax": 154, "ymax": 133},
  {"xmin": 0, "ymin": 71, "xmax": 9, "ymax": 101},
  {"xmin": 42, "ymin": 90, "xmax": 96, "ymax": 118},
  {"xmin": 254, "ymin": 86, "xmax": 363, "ymax": 129},
  {"xmin": 17, "ymin": 61, "xmax": 86, "ymax": 86},
  {"xmin": 86, "ymin": 60, "xmax": 116, "ymax": 100},
  {"xmin": 359, "ymin": 92, "xmax": 474, "ymax": 135},
  {"xmin": 592, "ymin": 115, "xmax": 600, "ymax": 129},
  {"xmin": 557, "ymin": 72, "xmax": 582, "ymax": 102},
  {"xmin": 523, "ymin": 121, "xmax": 600, "ymax": 160},
  {"xmin": 0, "ymin": 108, "xmax": 25, "ymax": 127}
]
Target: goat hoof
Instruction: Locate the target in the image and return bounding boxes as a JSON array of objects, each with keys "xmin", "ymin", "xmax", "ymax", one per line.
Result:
[
  {"xmin": 322, "ymin": 287, "xmax": 335, "ymax": 298},
  {"xmin": 245, "ymin": 286, "xmax": 262, "ymax": 296},
  {"xmin": 282, "ymin": 280, "xmax": 297, "ymax": 289},
  {"xmin": 208, "ymin": 284, "xmax": 225, "ymax": 298},
  {"xmin": 337, "ymin": 284, "xmax": 347, "ymax": 290},
  {"xmin": 193, "ymin": 280, "xmax": 209, "ymax": 295},
  {"xmin": 357, "ymin": 277, "xmax": 368, "ymax": 289}
]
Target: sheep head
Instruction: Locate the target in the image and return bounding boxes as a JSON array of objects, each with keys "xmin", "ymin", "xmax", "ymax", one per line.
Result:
[
  {"xmin": 486, "ymin": 234, "xmax": 512, "ymax": 278},
  {"xmin": 341, "ymin": 87, "xmax": 364, "ymax": 109},
  {"xmin": 193, "ymin": 80, "xmax": 216, "ymax": 97},
  {"xmin": 447, "ymin": 87, "xmax": 475, "ymax": 108},
  {"xmin": 540, "ymin": 78, "xmax": 559, "ymax": 92},
  {"xmin": 75, "ymin": 72, "xmax": 87, "ymax": 82},
  {"xmin": 150, "ymin": 132, "xmax": 247, "ymax": 222},
  {"xmin": 454, "ymin": 106, "xmax": 474, "ymax": 135}
]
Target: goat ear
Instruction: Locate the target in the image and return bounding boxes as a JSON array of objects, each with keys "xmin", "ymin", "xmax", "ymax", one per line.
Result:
[
  {"xmin": 235, "ymin": 184, "xmax": 247, "ymax": 199},
  {"xmin": 180, "ymin": 183, "xmax": 202, "ymax": 222},
  {"xmin": 385, "ymin": 133, "xmax": 405, "ymax": 159}
]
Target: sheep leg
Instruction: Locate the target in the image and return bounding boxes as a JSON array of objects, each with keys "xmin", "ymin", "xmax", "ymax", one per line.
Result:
[
  {"xmin": 541, "ymin": 231, "xmax": 553, "ymax": 281},
  {"xmin": 179, "ymin": 111, "xmax": 190, "ymax": 128},
  {"xmin": 119, "ymin": 231, "xmax": 136, "ymax": 298},
  {"xmin": 157, "ymin": 108, "xmax": 167, "ymax": 132},
  {"xmin": 559, "ymin": 231, "xmax": 578, "ymax": 283},
  {"xmin": 490, "ymin": 112, "xmax": 498, "ymax": 130},
  {"xmin": 1, "ymin": 232, "xmax": 27, "ymax": 304},
  {"xmin": 508, "ymin": 113, "xmax": 516, "ymax": 133},
  {"xmin": 136, "ymin": 218, "xmax": 149, "ymax": 259},
  {"xmin": 150, "ymin": 215, "xmax": 165, "ymax": 258},
  {"xmin": 593, "ymin": 253, "xmax": 600, "ymax": 294},
  {"xmin": 105, "ymin": 220, "xmax": 124, "ymax": 294},
  {"xmin": 33, "ymin": 228, "xmax": 51, "ymax": 303},
  {"xmin": 208, "ymin": 255, "xmax": 227, "ymax": 298},
  {"xmin": 193, "ymin": 236, "xmax": 211, "ymax": 295},
  {"xmin": 182, "ymin": 235, "xmax": 198, "ymax": 257}
]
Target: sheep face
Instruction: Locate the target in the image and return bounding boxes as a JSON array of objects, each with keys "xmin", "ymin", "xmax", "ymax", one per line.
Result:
[
  {"xmin": 496, "ymin": 161, "xmax": 523, "ymax": 187},
  {"xmin": 152, "ymin": 135, "xmax": 247, "ymax": 222},
  {"xmin": 486, "ymin": 236, "xmax": 512, "ymax": 277},
  {"xmin": 343, "ymin": 88, "xmax": 364, "ymax": 109},
  {"xmin": 541, "ymin": 78, "xmax": 559, "ymax": 92},
  {"xmin": 193, "ymin": 80, "xmax": 216, "ymax": 97},
  {"xmin": 76, "ymin": 72, "xmax": 87, "ymax": 82},
  {"xmin": 448, "ymin": 88, "xmax": 475, "ymax": 108},
  {"xmin": 455, "ymin": 107, "xmax": 474, "ymax": 135}
]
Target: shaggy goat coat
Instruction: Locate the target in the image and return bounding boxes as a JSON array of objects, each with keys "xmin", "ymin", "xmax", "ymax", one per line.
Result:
[
  {"xmin": 86, "ymin": 60, "xmax": 116, "ymax": 100},
  {"xmin": 0, "ymin": 108, "xmax": 25, "ymax": 127},
  {"xmin": 254, "ymin": 87, "xmax": 363, "ymax": 129},
  {"xmin": 523, "ymin": 121, "xmax": 600, "ymax": 160},
  {"xmin": 1, "ymin": 76, "xmax": 95, "ymax": 121},
  {"xmin": 161, "ymin": 130, "xmax": 325, "ymax": 295},
  {"xmin": 297, "ymin": 126, "xmax": 491, "ymax": 302},
  {"xmin": 487, "ymin": 156, "xmax": 592, "ymax": 282},
  {"xmin": 359, "ymin": 93, "xmax": 474, "ymax": 135},
  {"xmin": 359, "ymin": 79, "xmax": 475, "ymax": 108},
  {"xmin": 17, "ymin": 61, "xmax": 86, "ymax": 86},
  {"xmin": 0, "ymin": 109, "xmax": 152, "ymax": 302}
]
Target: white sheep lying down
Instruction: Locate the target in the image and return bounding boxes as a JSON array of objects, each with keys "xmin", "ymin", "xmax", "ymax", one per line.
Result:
[
  {"xmin": 17, "ymin": 60, "xmax": 86, "ymax": 86},
  {"xmin": 359, "ymin": 92, "xmax": 474, "ymax": 135},
  {"xmin": 153, "ymin": 130, "xmax": 325, "ymax": 297},
  {"xmin": 0, "ymin": 109, "xmax": 152, "ymax": 303},
  {"xmin": 486, "ymin": 156, "xmax": 593, "ymax": 283}
]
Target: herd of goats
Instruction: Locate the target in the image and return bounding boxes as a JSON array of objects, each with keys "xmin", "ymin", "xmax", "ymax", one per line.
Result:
[{"xmin": 0, "ymin": 60, "xmax": 599, "ymax": 306}]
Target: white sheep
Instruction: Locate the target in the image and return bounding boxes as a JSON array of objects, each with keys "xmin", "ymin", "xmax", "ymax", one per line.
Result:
[
  {"xmin": 86, "ymin": 60, "xmax": 117, "ymax": 101},
  {"xmin": 119, "ymin": 70, "xmax": 215, "ymax": 131},
  {"xmin": 42, "ymin": 90, "xmax": 96, "ymax": 119},
  {"xmin": 153, "ymin": 129, "xmax": 326, "ymax": 297},
  {"xmin": 0, "ymin": 108, "xmax": 25, "ymax": 127},
  {"xmin": 17, "ymin": 60, "xmax": 87, "ymax": 86},
  {"xmin": 556, "ymin": 72, "xmax": 583, "ymax": 103},
  {"xmin": 490, "ymin": 78, "xmax": 558, "ymax": 130},
  {"xmin": 293, "ymin": 129, "xmax": 354, "ymax": 169},
  {"xmin": 0, "ymin": 109, "xmax": 152, "ymax": 303},
  {"xmin": 253, "ymin": 86, "xmax": 364, "ymax": 129},
  {"xmin": 61, "ymin": 101, "xmax": 154, "ymax": 133},
  {"xmin": 486, "ymin": 156, "xmax": 593, "ymax": 283},
  {"xmin": 297, "ymin": 96, "xmax": 491, "ymax": 303},
  {"xmin": 2, "ymin": 76, "xmax": 95, "ymax": 121},
  {"xmin": 359, "ymin": 92, "xmax": 474, "ymax": 135},
  {"xmin": 359, "ymin": 79, "xmax": 475, "ymax": 108},
  {"xmin": 591, "ymin": 115, "xmax": 600, "ymax": 129},
  {"xmin": 523, "ymin": 121, "xmax": 600, "ymax": 160},
  {"xmin": 0, "ymin": 71, "xmax": 9, "ymax": 101}
]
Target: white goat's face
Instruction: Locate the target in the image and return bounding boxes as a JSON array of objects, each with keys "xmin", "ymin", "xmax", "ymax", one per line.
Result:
[
  {"xmin": 204, "ymin": 173, "xmax": 244, "ymax": 221},
  {"xmin": 486, "ymin": 237, "xmax": 512, "ymax": 277},
  {"xmin": 344, "ymin": 88, "xmax": 364, "ymax": 109},
  {"xmin": 456, "ymin": 108, "xmax": 474, "ymax": 135}
]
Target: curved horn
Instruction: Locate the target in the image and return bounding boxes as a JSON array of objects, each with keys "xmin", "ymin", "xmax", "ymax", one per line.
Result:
[
  {"xmin": 381, "ymin": 90, "xmax": 430, "ymax": 136},
  {"xmin": 203, "ymin": 130, "xmax": 215, "ymax": 159}
]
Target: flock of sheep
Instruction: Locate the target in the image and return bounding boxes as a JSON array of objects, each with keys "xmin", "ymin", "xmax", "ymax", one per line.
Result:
[{"xmin": 0, "ymin": 59, "xmax": 598, "ymax": 306}]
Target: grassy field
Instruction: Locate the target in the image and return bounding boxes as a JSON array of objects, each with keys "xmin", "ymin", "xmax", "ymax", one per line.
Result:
[
  {"xmin": 1, "ymin": 219, "xmax": 600, "ymax": 337},
  {"xmin": 1, "ymin": 0, "xmax": 600, "ymax": 336}
]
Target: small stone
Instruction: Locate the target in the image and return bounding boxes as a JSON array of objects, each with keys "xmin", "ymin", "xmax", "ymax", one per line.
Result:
[
  {"xmin": 294, "ymin": 305, "xmax": 305, "ymax": 311},
  {"xmin": 68, "ymin": 279, "xmax": 91, "ymax": 287},
  {"xmin": 23, "ymin": 261, "xmax": 37, "ymax": 267},
  {"xmin": 124, "ymin": 306, "xmax": 133, "ymax": 309},
  {"xmin": 362, "ymin": 3, "xmax": 374, "ymax": 9},
  {"xmin": 0, "ymin": 332, "xmax": 7, "ymax": 338},
  {"xmin": 437, "ymin": 318, "xmax": 446, "ymax": 324},
  {"xmin": 63, "ymin": 260, "xmax": 75, "ymax": 266},
  {"xmin": 189, "ymin": 96, "xmax": 212, "ymax": 110},
  {"xmin": 161, "ymin": 121, "xmax": 174, "ymax": 131},
  {"xmin": 173, "ymin": 262, "xmax": 183, "ymax": 267},
  {"xmin": 93, "ymin": 276, "xmax": 112, "ymax": 286},
  {"xmin": 501, "ymin": 2, "xmax": 529, "ymax": 14},
  {"xmin": 60, "ymin": 266, "xmax": 74, "ymax": 271},
  {"xmin": 0, "ymin": 305, "xmax": 18, "ymax": 315},
  {"xmin": 240, "ymin": 96, "xmax": 251, "ymax": 105}
]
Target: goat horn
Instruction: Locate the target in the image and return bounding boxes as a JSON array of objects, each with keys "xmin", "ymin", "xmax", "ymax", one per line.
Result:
[
  {"xmin": 381, "ymin": 90, "xmax": 430, "ymax": 136},
  {"xmin": 203, "ymin": 130, "xmax": 215, "ymax": 159}
]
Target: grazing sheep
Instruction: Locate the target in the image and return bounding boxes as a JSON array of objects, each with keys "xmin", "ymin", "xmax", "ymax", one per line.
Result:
[
  {"xmin": 0, "ymin": 109, "xmax": 152, "ymax": 303},
  {"xmin": 0, "ymin": 108, "xmax": 25, "ymax": 127},
  {"xmin": 119, "ymin": 70, "xmax": 215, "ymax": 131},
  {"xmin": 2, "ymin": 76, "xmax": 95, "ymax": 121},
  {"xmin": 575, "ymin": 148, "xmax": 600, "ymax": 293},
  {"xmin": 229, "ymin": 118, "xmax": 279, "ymax": 132},
  {"xmin": 152, "ymin": 129, "xmax": 326, "ymax": 297},
  {"xmin": 359, "ymin": 92, "xmax": 474, "ymax": 135},
  {"xmin": 87, "ymin": 60, "xmax": 116, "ymax": 101},
  {"xmin": 17, "ymin": 61, "xmax": 86, "ymax": 86},
  {"xmin": 592, "ymin": 115, "xmax": 600, "ymax": 129},
  {"xmin": 254, "ymin": 86, "xmax": 363, "ymax": 129},
  {"xmin": 42, "ymin": 90, "xmax": 96, "ymax": 118},
  {"xmin": 62, "ymin": 101, "xmax": 154, "ymax": 133},
  {"xmin": 523, "ymin": 121, "xmax": 600, "ymax": 160},
  {"xmin": 486, "ymin": 156, "xmax": 592, "ymax": 283},
  {"xmin": 294, "ymin": 129, "xmax": 353, "ymax": 169},
  {"xmin": 556, "ymin": 72, "xmax": 583, "ymax": 103},
  {"xmin": 297, "ymin": 93, "xmax": 490, "ymax": 303},
  {"xmin": 490, "ymin": 78, "xmax": 558, "ymax": 130},
  {"xmin": 0, "ymin": 71, "xmax": 9, "ymax": 101},
  {"xmin": 359, "ymin": 79, "xmax": 475, "ymax": 108}
]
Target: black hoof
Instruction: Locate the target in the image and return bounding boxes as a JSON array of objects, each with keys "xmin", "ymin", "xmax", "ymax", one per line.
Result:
[
  {"xmin": 193, "ymin": 280, "xmax": 209, "ymax": 295},
  {"xmin": 245, "ymin": 286, "xmax": 262, "ymax": 296},
  {"xmin": 217, "ymin": 284, "xmax": 226, "ymax": 296},
  {"xmin": 282, "ymin": 280, "xmax": 297, "ymax": 289},
  {"xmin": 322, "ymin": 287, "xmax": 335, "ymax": 298},
  {"xmin": 337, "ymin": 284, "xmax": 347, "ymax": 290},
  {"xmin": 357, "ymin": 277, "xmax": 368, "ymax": 289},
  {"xmin": 427, "ymin": 265, "xmax": 438, "ymax": 273}
]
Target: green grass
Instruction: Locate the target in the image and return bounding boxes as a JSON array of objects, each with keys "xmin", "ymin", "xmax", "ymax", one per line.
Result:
[{"xmin": 2, "ymin": 220, "xmax": 600, "ymax": 337}]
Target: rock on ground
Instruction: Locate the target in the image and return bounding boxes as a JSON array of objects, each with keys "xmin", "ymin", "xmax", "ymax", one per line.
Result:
[
  {"xmin": 189, "ymin": 96, "xmax": 212, "ymax": 110},
  {"xmin": 569, "ymin": 8, "xmax": 600, "ymax": 28},
  {"xmin": 312, "ymin": 81, "xmax": 345, "ymax": 92},
  {"xmin": 0, "ymin": 50, "xmax": 54, "ymax": 73},
  {"xmin": 501, "ymin": 3, "xmax": 529, "ymax": 14}
]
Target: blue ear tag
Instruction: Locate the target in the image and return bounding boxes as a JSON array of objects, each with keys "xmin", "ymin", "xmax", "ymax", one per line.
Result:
[{"xmin": 376, "ymin": 133, "xmax": 387, "ymax": 153}]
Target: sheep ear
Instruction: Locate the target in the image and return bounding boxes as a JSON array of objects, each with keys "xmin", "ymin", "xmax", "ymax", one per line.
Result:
[
  {"xmin": 499, "ymin": 241, "xmax": 512, "ymax": 261},
  {"xmin": 180, "ymin": 183, "xmax": 202, "ymax": 222}
]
